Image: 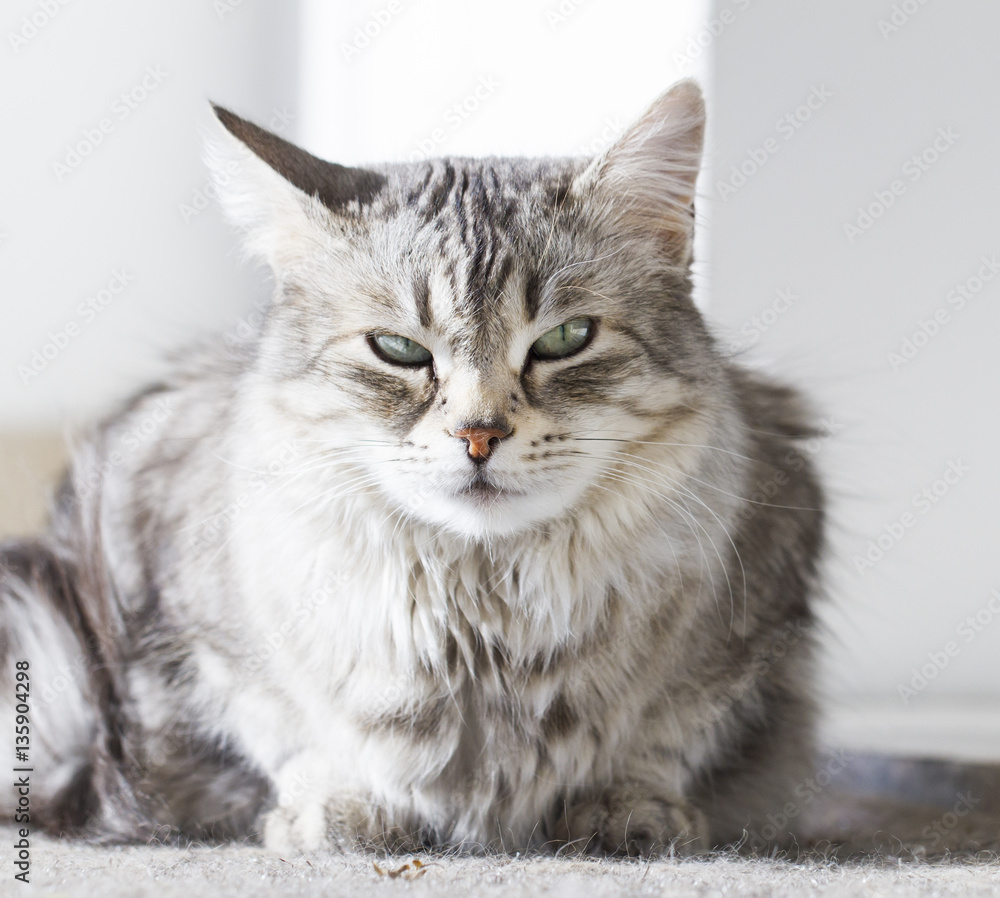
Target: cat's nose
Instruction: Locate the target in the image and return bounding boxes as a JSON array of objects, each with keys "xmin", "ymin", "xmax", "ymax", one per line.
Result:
[{"xmin": 452, "ymin": 422, "xmax": 513, "ymax": 461}]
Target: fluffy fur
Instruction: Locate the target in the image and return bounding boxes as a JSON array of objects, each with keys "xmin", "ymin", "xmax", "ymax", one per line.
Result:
[{"xmin": 0, "ymin": 81, "xmax": 824, "ymax": 856}]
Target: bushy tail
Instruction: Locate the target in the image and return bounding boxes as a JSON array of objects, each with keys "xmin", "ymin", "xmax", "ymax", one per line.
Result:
[{"xmin": 0, "ymin": 538, "xmax": 145, "ymax": 839}]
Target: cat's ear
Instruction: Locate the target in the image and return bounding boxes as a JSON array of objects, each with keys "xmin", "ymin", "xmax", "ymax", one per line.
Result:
[
  {"xmin": 205, "ymin": 104, "xmax": 385, "ymax": 271},
  {"xmin": 576, "ymin": 80, "xmax": 705, "ymax": 260}
]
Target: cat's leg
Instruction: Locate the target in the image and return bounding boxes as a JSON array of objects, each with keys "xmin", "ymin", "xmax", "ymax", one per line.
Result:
[
  {"xmin": 553, "ymin": 781, "xmax": 708, "ymax": 857},
  {"xmin": 561, "ymin": 675, "xmax": 817, "ymax": 856},
  {"xmin": 258, "ymin": 749, "xmax": 334, "ymax": 850},
  {"xmin": 691, "ymin": 677, "xmax": 818, "ymax": 853}
]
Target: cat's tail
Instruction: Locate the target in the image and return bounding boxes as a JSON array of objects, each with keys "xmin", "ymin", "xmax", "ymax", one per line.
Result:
[{"xmin": 0, "ymin": 537, "xmax": 146, "ymax": 839}]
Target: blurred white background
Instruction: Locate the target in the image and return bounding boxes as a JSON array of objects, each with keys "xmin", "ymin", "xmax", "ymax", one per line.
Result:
[{"xmin": 1, "ymin": 0, "xmax": 998, "ymax": 757}]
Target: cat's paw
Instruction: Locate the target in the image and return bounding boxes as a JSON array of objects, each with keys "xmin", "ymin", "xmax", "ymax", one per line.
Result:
[
  {"xmin": 261, "ymin": 793, "xmax": 421, "ymax": 854},
  {"xmin": 261, "ymin": 797, "xmax": 331, "ymax": 852},
  {"xmin": 554, "ymin": 786, "xmax": 708, "ymax": 857}
]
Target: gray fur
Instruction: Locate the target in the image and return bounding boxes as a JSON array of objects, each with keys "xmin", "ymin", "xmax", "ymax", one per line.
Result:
[{"xmin": 0, "ymin": 81, "xmax": 824, "ymax": 856}]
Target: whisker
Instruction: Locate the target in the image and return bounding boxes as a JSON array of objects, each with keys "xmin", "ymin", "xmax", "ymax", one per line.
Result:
[
  {"xmin": 570, "ymin": 435, "xmax": 818, "ymax": 510},
  {"xmin": 563, "ymin": 476, "xmax": 688, "ymax": 600},
  {"xmin": 570, "ymin": 434, "xmax": 758, "ymax": 465},
  {"xmin": 592, "ymin": 471, "xmax": 733, "ymax": 620},
  {"xmin": 588, "ymin": 450, "xmax": 748, "ymax": 640}
]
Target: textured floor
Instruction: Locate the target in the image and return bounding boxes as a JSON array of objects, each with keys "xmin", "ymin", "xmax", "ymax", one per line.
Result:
[
  {"xmin": 7, "ymin": 753, "xmax": 1000, "ymax": 897},
  {"xmin": 5, "ymin": 839, "xmax": 1000, "ymax": 898}
]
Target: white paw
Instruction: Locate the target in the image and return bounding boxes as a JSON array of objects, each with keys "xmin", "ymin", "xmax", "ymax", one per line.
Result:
[{"xmin": 261, "ymin": 799, "xmax": 330, "ymax": 852}]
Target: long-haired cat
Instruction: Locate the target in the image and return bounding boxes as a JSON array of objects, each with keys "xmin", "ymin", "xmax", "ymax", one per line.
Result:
[{"xmin": 0, "ymin": 80, "xmax": 824, "ymax": 856}]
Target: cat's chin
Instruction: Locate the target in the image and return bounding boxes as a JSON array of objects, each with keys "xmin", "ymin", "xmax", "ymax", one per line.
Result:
[{"xmin": 408, "ymin": 488, "xmax": 563, "ymax": 541}]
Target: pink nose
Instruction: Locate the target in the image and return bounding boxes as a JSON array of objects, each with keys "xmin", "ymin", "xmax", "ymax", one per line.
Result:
[{"xmin": 452, "ymin": 426, "xmax": 511, "ymax": 460}]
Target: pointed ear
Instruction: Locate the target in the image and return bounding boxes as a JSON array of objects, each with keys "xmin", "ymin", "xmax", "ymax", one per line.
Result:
[
  {"xmin": 205, "ymin": 105, "xmax": 386, "ymax": 272},
  {"xmin": 576, "ymin": 80, "xmax": 705, "ymax": 260}
]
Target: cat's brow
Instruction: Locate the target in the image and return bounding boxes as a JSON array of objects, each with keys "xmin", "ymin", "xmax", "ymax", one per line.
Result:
[{"xmin": 413, "ymin": 277, "xmax": 432, "ymax": 328}]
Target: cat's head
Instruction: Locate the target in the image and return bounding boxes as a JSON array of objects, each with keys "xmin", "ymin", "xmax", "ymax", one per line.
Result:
[{"xmin": 209, "ymin": 82, "xmax": 723, "ymax": 540}]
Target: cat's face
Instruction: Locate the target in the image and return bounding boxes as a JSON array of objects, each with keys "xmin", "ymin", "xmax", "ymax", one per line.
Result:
[{"xmin": 212, "ymin": 83, "xmax": 717, "ymax": 539}]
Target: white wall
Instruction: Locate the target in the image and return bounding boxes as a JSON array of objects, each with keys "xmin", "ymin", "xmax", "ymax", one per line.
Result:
[
  {"xmin": 297, "ymin": 0, "xmax": 711, "ymax": 162},
  {"xmin": 296, "ymin": 0, "xmax": 714, "ymax": 302},
  {"xmin": 0, "ymin": 0, "xmax": 299, "ymax": 428},
  {"xmin": 705, "ymin": 1, "xmax": 1000, "ymax": 706}
]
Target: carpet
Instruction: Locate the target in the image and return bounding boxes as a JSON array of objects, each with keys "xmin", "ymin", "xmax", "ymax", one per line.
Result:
[{"xmin": 5, "ymin": 753, "xmax": 1000, "ymax": 897}]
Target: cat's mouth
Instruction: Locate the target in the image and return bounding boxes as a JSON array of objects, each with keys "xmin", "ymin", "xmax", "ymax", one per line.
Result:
[{"xmin": 456, "ymin": 471, "xmax": 520, "ymax": 503}]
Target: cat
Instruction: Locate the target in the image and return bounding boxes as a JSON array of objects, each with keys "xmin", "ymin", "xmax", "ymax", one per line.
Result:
[{"xmin": 0, "ymin": 80, "xmax": 824, "ymax": 856}]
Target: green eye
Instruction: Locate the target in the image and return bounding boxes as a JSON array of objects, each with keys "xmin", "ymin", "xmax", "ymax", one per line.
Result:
[
  {"xmin": 530, "ymin": 317, "xmax": 594, "ymax": 360},
  {"xmin": 369, "ymin": 333, "xmax": 433, "ymax": 366}
]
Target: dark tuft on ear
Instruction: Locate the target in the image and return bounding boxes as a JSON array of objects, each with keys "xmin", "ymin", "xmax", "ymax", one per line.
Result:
[{"xmin": 210, "ymin": 104, "xmax": 386, "ymax": 212}]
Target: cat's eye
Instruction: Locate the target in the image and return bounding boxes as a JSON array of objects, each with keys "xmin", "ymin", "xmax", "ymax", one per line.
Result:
[
  {"xmin": 530, "ymin": 317, "xmax": 595, "ymax": 360},
  {"xmin": 368, "ymin": 333, "xmax": 433, "ymax": 366}
]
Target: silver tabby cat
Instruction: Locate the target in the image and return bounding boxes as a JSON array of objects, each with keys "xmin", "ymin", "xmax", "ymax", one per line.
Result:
[{"xmin": 0, "ymin": 81, "xmax": 824, "ymax": 855}]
